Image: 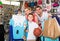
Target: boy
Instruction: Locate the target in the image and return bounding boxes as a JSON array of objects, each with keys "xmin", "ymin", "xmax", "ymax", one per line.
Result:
[{"xmin": 27, "ymin": 13, "xmax": 40, "ymax": 41}]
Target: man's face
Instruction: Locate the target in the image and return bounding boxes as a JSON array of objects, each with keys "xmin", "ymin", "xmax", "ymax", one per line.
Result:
[
  {"xmin": 25, "ymin": 9, "xmax": 31, "ymax": 15},
  {"xmin": 36, "ymin": 8, "xmax": 42, "ymax": 14}
]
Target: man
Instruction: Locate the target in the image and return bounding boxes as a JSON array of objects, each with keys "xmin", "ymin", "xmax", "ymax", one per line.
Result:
[
  {"xmin": 9, "ymin": 9, "xmax": 27, "ymax": 41},
  {"xmin": 35, "ymin": 6, "xmax": 59, "ymax": 41},
  {"xmin": 57, "ymin": 6, "xmax": 60, "ymax": 41}
]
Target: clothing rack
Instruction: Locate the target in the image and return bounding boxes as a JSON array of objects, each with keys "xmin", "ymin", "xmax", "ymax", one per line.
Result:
[{"xmin": 51, "ymin": 14, "xmax": 60, "ymax": 15}]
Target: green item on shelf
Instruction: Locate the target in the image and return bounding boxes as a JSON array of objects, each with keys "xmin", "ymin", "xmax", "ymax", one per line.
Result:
[{"xmin": 0, "ymin": 1, "xmax": 3, "ymax": 5}]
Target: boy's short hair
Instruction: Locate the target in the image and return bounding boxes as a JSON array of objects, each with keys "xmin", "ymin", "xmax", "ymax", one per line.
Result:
[
  {"xmin": 28, "ymin": 13, "xmax": 33, "ymax": 16},
  {"xmin": 35, "ymin": 6, "xmax": 42, "ymax": 9},
  {"xmin": 18, "ymin": 9, "xmax": 22, "ymax": 12}
]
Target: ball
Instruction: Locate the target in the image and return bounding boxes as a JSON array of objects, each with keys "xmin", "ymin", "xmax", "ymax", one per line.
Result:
[{"xmin": 33, "ymin": 28, "xmax": 42, "ymax": 37}]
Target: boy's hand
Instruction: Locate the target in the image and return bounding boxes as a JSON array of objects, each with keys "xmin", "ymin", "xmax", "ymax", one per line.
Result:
[
  {"xmin": 24, "ymin": 23, "xmax": 27, "ymax": 29},
  {"xmin": 26, "ymin": 30, "xmax": 29, "ymax": 32},
  {"xmin": 39, "ymin": 32, "xmax": 43, "ymax": 37},
  {"xmin": 41, "ymin": 32, "xmax": 43, "ymax": 35},
  {"xmin": 38, "ymin": 26, "xmax": 43, "ymax": 36},
  {"xmin": 23, "ymin": 36, "xmax": 26, "ymax": 40}
]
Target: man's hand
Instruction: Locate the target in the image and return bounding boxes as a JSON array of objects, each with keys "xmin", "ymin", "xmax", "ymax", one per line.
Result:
[
  {"xmin": 24, "ymin": 23, "xmax": 27, "ymax": 30},
  {"xmin": 48, "ymin": 14, "xmax": 52, "ymax": 18},
  {"xmin": 40, "ymin": 29, "xmax": 43, "ymax": 36}
]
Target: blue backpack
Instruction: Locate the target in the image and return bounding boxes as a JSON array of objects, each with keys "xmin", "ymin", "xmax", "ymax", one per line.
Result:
[{"xmin": 9, "ymin": 18, "xmax": 28, "ymax": 39}]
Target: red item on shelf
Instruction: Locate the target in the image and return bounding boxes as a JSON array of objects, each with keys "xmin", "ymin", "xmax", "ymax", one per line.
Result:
[
  {"xmin": 0, "ymin": 5, "xmax": 3, "ymax": 8},
  {"xmin": 38, "ymin": 0, "xmax": 42, "ymax": 5},
  {"xmin": 24, "ymin": 2, "xmax": 29, "ymax": 8}
]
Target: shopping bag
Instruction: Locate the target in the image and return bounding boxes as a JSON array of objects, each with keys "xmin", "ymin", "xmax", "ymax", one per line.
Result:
[
  {"xmin": 43, "ymin": 18, "xmax": 60, "ymax": 39},
  {"xmin": 43, "ymin": 18, "xmax": 54, "ymax": 38},
  {"xmin": 54, "ymin": 18, "xmax": 60, "ymax": 38}
]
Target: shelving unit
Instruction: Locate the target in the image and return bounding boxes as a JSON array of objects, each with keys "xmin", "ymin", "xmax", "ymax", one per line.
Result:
[
  {"xmin": 0, "ymin": 5, "xmax": 4, "ymax": 24},
  {"xmin": 2, "ymin": 4, "xmax": 19, "ymax": 32}
]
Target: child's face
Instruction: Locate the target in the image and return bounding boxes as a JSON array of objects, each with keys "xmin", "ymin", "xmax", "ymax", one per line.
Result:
[
  {"xmin": 18, "ymin": 11, "xmax": 21, "ymax": 14},
  {"xmin": 28, "ymin": 15, "xmax": 33, "ymax": 22}
]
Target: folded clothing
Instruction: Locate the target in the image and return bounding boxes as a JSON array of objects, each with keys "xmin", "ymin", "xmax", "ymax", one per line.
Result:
[{"xmin": 53, "ymin": 2, "xmax": 59, "ymax": 7}]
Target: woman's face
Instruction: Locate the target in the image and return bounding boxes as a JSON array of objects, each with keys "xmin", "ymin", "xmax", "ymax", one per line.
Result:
[
  {"xmin": 28, "ymin": 15, "xmax": 33, "ymax": 22},
  {"xmin": 36, "ymin": 8, "xmax": 42, "ymax": 15},
  {"xmin": 25, "ymin": 9, "xmax": 31, "ymax": 15}
]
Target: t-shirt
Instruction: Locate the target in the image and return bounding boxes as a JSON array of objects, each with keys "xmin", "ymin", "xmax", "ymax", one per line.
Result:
[
  {"xmin": 27, "ymin": 21, "xmax": 38, "ymax": 40},
  {"xmin": 9, "ymin": 14, "xmax": 27, "ymax": 39},
  {"xmin": 36, "ymin": 12, "xmax": 48, "ymax": 30},
  {"xmin": 12, "ymin": 14, "xmax": 26, "ymax": 27},
  {"xmin": 36, "ymin": 12, "xmax": 48, "ymax": 23}
]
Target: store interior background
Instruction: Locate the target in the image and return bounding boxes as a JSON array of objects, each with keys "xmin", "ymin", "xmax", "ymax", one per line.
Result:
[{"xmin": 0, "ymin": 0, "xmax": 60, "ymax": 41}]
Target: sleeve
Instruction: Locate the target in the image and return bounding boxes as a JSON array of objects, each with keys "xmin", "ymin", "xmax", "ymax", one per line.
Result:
[
  {"xmin": 23, "ymin": 16, "xmax": 28, "ymax": 30},
  {"xmin": 9, "ymin": 18, "xmax": 14, "ymax": 26}
]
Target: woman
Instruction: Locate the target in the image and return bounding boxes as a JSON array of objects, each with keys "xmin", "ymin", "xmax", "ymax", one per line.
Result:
[{"xmin": 24, "ymin": 7, "xmax": 39, "ymax": 41}]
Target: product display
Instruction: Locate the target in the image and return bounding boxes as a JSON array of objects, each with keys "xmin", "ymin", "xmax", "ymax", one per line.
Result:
[
  {"xmin": 51, "ymin": 0, "xmax": 54, "ymax": 3},
  {"xmin": 38, "ymin": 0, "xmax": 42, "ymax": 5},
  {"xmin": 0, "ymin": 5, "xmax": 4, "ymax": 24},
  {"xmin": 24, "ymin": 1, "xmax": 29, "ymax": 8},
  {"xmin": 54, "ymin": 0, "xmax": 58, "ymax": 3},
  {"xmin": 2, "ymin": 4, "xmax": 19, "ymax": 33},
  {"xmin": 53, "ymin": 2, "xmax": 59, "ymax": 7},
  {"xmin": 29, "ymin": 1, "xmax": 35, "ymax": 7},
  {"xmin": 34, "ymin": 1, "xmax": 37, "ymax": 6},
  {"xmin": 46, "ymin": 0, "xmax": 50, "ymax": 4}
]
